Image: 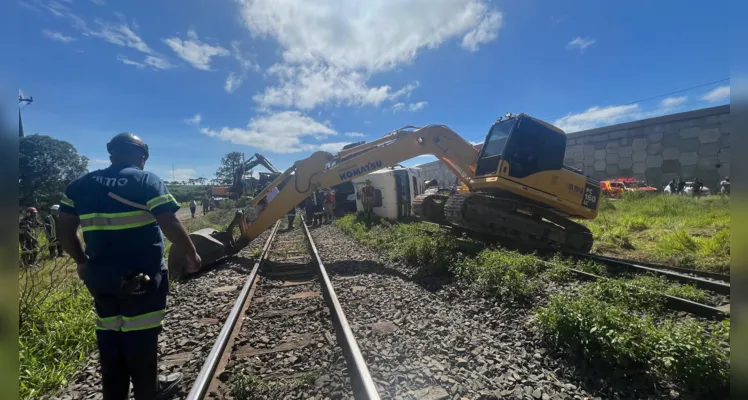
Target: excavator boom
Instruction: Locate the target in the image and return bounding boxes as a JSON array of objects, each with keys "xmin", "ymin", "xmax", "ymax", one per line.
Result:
[
  {"xmin": 169, "ymin": 116, "xmax": 600, "ymax": 278},
  {"xmin": 168, "ymin": 125, "xmax": 479, "ymax": 277}
]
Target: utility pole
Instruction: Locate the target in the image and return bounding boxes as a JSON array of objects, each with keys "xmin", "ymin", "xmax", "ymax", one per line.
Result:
[{"xmin": 18, "ymin": 94, "xmax": 34, "ymax": 138}]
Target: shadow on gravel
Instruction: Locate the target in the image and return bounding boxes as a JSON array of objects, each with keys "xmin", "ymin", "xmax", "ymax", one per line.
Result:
[{"xmin": 323, "ymin": 259, "xmax": 455, "ymax": 293}]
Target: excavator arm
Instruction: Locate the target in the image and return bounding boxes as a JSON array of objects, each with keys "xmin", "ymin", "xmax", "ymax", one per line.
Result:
[{"xmin": 168, "ymin": 125, "xmax": 479, "ymax": 277}]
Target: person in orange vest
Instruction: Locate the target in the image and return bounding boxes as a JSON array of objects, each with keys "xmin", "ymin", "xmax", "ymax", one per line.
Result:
[{"xmin": 324, "ymin": 189, "xmax": 335, "ymax": 223}]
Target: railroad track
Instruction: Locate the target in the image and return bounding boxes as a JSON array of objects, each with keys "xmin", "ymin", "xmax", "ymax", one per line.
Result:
[
  {"xmin": 186, "ymin": 218, "xmax": 380, "ymax": 399},
  {"xmin": 415, "ymin": 223, "xmax": 730, "ymax": 319}
]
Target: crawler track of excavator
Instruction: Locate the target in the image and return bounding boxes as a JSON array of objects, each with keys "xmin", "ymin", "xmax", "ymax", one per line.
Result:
[{"xmin": 413, "ymin": 193, "xmax": 593, "ymax": 252}]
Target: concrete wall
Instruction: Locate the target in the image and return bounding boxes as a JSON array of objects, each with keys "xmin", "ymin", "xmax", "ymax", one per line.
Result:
[
  {"xmin": 564, "ymin": 105, "xmax": 730, "ymax": 190},
  {"xmin": 415, "ymin": 105, "xmax": 730, "ymax": 191}
]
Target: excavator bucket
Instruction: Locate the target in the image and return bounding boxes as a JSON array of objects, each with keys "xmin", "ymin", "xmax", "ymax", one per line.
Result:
[{"xmin": 167, "ymin": 210, "xmax": 249, "ymax": 279}]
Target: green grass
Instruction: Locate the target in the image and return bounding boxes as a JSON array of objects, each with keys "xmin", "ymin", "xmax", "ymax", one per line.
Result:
[
  {"xmin": 166, "ymin": 184, "xmax": 211, "ymax": 203},
  {"xmin": 334, "ymin": 214, "xmax": 462, "ymax": 274},
  {"xmin": 582, "ymin": 194, "xmax": 730, "ymax": 273},
  {"xmin": 534, "ymin": 287, "xmax": 729, "ymax": 394},
  {"xmin": 334, "ymin": 209, "xmax": 728, "ymax": 395},
  {"xmin": 19, "ymin": 258, "xmax": 96, "ymax": 400}
]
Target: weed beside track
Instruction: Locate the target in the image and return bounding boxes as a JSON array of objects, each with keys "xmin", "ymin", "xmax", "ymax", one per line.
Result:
[{"xmin": 333, "ymin": 213, "xmax": 730, "ymax": 397}]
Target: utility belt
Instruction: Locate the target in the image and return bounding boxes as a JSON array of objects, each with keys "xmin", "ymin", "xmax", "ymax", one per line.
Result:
[{"xmin": 120, "ymin": 269, "xmax": 163, "ymax": 297}]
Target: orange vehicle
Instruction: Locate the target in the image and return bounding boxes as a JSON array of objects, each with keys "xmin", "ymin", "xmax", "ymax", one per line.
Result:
[
  {"xmin": 600, "ymin": 177, "xmax": 657, "ymax": 198},
  {"xmin": 617, "ymin": 177, "xmax": 658, "ymax": 193}
]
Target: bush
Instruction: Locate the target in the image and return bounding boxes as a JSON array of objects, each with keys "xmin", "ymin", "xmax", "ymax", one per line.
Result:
[
  {"xmin": 166, "ymin": 185, "xmax": 210, "ymax": 203},
  {"xmin": 535, "ymin": 288, "xmax": 729, "ymax": 393},
  {"xmin": 453, "ymin": 248, "xmax": 542, "ymax": 302},
  {"xmin": 333, "ymin": 214, "xmax": 460, "ymax": 273},
  {"xmin": 19, "ymin": 258, "xmax": 96, "ymax": 400}
]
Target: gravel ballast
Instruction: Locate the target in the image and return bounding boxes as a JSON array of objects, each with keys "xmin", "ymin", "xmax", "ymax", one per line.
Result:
[{"xmin": 310, "ymin": 223, "xmax": 668, "ymax": 400}]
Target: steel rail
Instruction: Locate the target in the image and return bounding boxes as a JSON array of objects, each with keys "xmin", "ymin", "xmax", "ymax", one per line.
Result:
[
  {"xmin": 569, "ymin": 251, "xmax": 730, "ymax": 295},
  {"xmin": 570, "ymin": 268, "xmax": 728, "ymax": 320},
  {"xmin": 186, "ymin": 220, "xmax": 281, "ymax": 400},
  {"xmin": 301, "ymin": 216, "xmax": 381, "ymax": 400},
  {"xmin": 601, "ymin": 256, "xmax": 730, "ymax": 282}
]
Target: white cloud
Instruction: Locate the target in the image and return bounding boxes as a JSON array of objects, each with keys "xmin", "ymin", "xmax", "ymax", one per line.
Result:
[
  {"xmin": 566, "ymin": 37, "xmax": 595, "ymax": 51},
  {"xmin": 230, "ymin": 40, "xmax": 259, "ymax": 72},
  {"xmin": 391, "ymin": 101, "xmax": 428, "ymax": 112},
  {"xmin": 409, "ymin": 101, "xmax": 428, "ymax": 111},
  {"xmin": 222, "ymin": 41, "xmax": 259, "ymax": 94},
  {"xmin": 163, "ymin": 29, "xmax": 230, "ymax": 71},
  {"xmin": 316, "ymin": 142, "xmax": 350, "ymax": 153},
  {"xmin": 391, "ymin": 102, "xmax": 406, "ymax": 112},
  {"xmin": 84, "ymin": 18, "xmax": 173, "ymax": 70},
  {"xmin": 554, "ymin": 97, "xmax": 698, "ymax": 133},
  {"xmin": 185, "ymin": 113, "xmax": 202, "ymax": 125},
  {"xmin": 461, "ymin": 11, "xmax": 502, "ymax": 51},
  {"xmin": 117, "ymin": 54, "xmax": 145, "ymax": 68},
  {"xmin": 224, "ymin": 72, "xmax": 243, "ymax": 93},
  {"xmin": 42, "ymin": 29, "xmax": 76, "ymax": 43},
  {"xmin": 143, "ymin": 55, "xmax": 173, "ymax": 70},
  {"xmin": 344, "ymin": 132, "xmax": 365, "ymax": 137},
  {"xmin": 660, "ymin": 96, "xmax": 687, "ymax": 108},
  {"xmin": 554, "ymin": 104, "xmax": 640, "ymax": 132},
  {"xmin": 199, "ymin": 111, "xmax": 342, "ymax": 154},
  {"xmin": 89, "ymin": 19, "xmax": 153, "ymax": 54},
  {"xmin": 254, "ymin": 63, "xmax": 418, "ymax": 110},
  {"xmin": 701, "ymin": 86, "xmax": 730, "ymax": 103},
  {"xmin": 240, "ymin": 0, "xmax": 502, "ymax": 109}
]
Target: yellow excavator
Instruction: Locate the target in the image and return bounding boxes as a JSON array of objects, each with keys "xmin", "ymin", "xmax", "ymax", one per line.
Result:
[{"xmin": 169, "ymin": 113, "xmax": 601, "ymax": 278}]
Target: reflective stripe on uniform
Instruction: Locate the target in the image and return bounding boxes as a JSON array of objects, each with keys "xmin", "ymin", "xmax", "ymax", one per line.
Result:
[
  {"xmin": 96, "ymin": 315, "xmax": 123, "ymax": 331},
  {"xmin": 146, "ymin": 194, "xmax": 178, "ymax": 211},
  {"xmin": 60, "ymin": 194, "xmax": 74, "ymax": 208},
  {"xmin": 121, "ymin": 309, "xmax": 165, "ymax": 332},
  {"xmin": 79, "ymin": 210, "xmax": 156, "ymax": 232}
]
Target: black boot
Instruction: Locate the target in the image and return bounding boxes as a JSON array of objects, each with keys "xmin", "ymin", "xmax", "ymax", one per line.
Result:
[{"xmin": 156, "ymin": 372, "xmax": 183, "ymax": 399}]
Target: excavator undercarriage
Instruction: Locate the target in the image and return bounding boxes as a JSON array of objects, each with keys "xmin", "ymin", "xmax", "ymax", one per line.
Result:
[{"xmin": 413, "ymin": 191, "xmax": 593, "ymax": 252}]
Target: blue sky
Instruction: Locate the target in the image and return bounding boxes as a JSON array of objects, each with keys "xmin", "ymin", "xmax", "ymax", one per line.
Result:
[{"xmin": 4, "ymin": 0, "xmax": 730, "ymax": 182}]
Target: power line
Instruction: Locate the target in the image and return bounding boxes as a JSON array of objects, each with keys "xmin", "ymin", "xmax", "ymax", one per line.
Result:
[{"xmin": 544, "ymin": 77, "xmax": 730, "ymax": 122}]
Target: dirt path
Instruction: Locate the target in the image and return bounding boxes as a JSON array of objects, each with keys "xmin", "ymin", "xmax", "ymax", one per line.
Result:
[{"xmin": 176, "ymin": 206, "xmax": 197, "ymax": 221}]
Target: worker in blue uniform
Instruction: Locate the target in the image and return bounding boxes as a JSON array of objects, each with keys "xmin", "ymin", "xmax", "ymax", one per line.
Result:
[{"xmin": 57, "ymin": 132, "xmax": 202, "ymax": 400}]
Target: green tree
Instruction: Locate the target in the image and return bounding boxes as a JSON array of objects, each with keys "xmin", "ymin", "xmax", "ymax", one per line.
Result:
[
  {"xmin": 19, "ymin": 135, "xmax": 88, "ymax": 211},
  {"xmin": 215, "ymin": 152, "xmax": 243, "ymax": 185}
]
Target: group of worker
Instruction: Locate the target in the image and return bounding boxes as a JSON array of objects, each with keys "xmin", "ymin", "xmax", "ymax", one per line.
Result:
[
  {"xmin": 18, "ymin": 204, "xmax": 64, "ymax": 267},
  {"xmin": 666, "ymin": 176, "xmax": 730, "ymax": 196},
  {"xmin": 302, "ymin": 187, "xmax": 336, "ymax": 226},
  {"xmin": 188, "ymin": 197, "xmax": 213, "ymax": 218}
]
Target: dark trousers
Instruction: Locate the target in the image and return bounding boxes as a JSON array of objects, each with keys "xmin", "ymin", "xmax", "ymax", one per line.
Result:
[
  {"xmin": 88, "ymin": 270, "xmax": 169, "ymax": 400},
  {"xmin": 287, "ymin": 214, "xmax": 295, "ymax": 229},
  {"xmin": 202, "ymin": 206, "xmax": 208, "ymax": 216},
  {"xmin": 189, "ymin": 206, "xmax": 196, "ymax": 218},
  {"xmin": 48, "ymin": 241, "xmax": 63, "ymax": 258}
]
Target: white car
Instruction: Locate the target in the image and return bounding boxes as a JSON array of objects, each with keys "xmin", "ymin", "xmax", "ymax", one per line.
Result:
[{"xmin": 664, "ymin": 182, "xmax": 710, "ymax": 196}]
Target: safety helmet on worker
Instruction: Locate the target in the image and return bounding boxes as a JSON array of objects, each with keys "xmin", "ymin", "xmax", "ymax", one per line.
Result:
[
  {"xmin": 26, "ymin": 207, "xmax": 37, "ymax": 215},
  {"xmin": 51, "ymin": 204, "xmax": 60, "ymax": 211},
  {"xmin": 106, "ymin": 132, "xmax": 149, "ymax": 161}
]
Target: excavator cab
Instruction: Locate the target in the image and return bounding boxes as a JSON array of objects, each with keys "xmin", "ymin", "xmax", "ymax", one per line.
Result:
[{"xmin": 475, "ymin": 114, "xmax": 565, "ymax": 178}]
